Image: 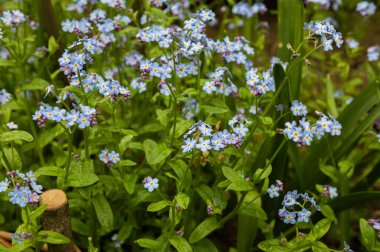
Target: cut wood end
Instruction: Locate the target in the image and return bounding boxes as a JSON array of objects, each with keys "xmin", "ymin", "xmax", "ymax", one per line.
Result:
[{"xmin": 41, "ymin": 189, "xmax": 68, "ymax": 211}]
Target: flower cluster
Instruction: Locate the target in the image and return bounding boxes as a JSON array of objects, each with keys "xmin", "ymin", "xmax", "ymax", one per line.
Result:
[
  {"xmin": 33, "ymin": 104, "xmax": 97, "ymax": 129},
  {"xmin": 181, "ymin": 115, "xmax": 250, "ymax": 153},
  {"xmin": 246, "ymin": 68, "xmax": 275, "ymax": 96},
  {"xmin": 304, "ymin": 20, "xmax": 343, "ymax": 51},
  {"xmin": 12, "ymin": 232, "xmax": 32, "ymax": 244},
  {"xmin": 0, "ymin": 171, "xmax": 43, "ymax": 208},
  {"xmin": 211, "ymin": 36, "xmax": 254, "ymax": 67},
  {"xmin": 267, "ymin": 180, "xmax": 284, "ymax": 198},
  {"xmin": 368, "ymin": 219, "xmax": 380, "ymax": 236},
  {"xmin": 0, "ymin": 88, "xmax": 11, "ymax": 105},
  {"xmin": 143, "ymin": 177, "xmax": 159, "ymax": 192},
  {"xmin": 130, "ymin": 78, "xmax": 147, "ymax": 93},
  {"xmin": 321, "ymin": 185, "xmax": 338, "ymax": 199},
  {"xmin": 182, "ymin": 98, "xmax": 199, "ymax": 120},
  {"xmin": 1, "ymin": 9, "xmax": 25, "ymax": 27},
  {"xmin": 195, "ymin": 9, "xmax": 216, "ymax": 23},
  {"xmin": 72, "ymin": 72, "xmax": 130, "ymax": 101},
  {"xmin": 356, "ymin": 1, "xmax": 377, "ymax": 16},
  {"xmin": 203, "ymin": 67, "xmax": 238, "ymax": 96},
  {"xmin": 283, "ymin": 105, "xmax": 342, "ymax": 146},
  {"xmin": 290, "ymin": 100, "xmax": 308, "ymax": 116},
  {"xmin": 278, "ymin": 190, "xmax": 320, "ymax": 224},
  {"xmin": 99, "ymin": 149, "xmax": 120, "ymax": 166},
  {"xmin": 232, "ymin": 2, "xmax": 267, "ymax": 18},
  {"xmin": 124, "ymin": 51, "xmax": 144, "ymax": 67},
  {"xmin": 305, "ymin": 0, "xmax": 341, "ymax": 11},
  {"xmin": 367, "ymin": 45, "xmax": 380, "ymax": 61},
  {"xmin": 111, "ymin": 234, "xmax": 125, "ymax": 248},
  {"xmin": 67, "ymin": 0, "xmax": 126, "ymax": 14}
]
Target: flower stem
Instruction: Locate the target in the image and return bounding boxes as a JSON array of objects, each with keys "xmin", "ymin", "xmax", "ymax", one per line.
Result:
[
  {"xmin": 63, "ymin": 129, "xmax": 75, "ymax": 187},
  {"xmin": 220, "ymin": 192, "xmax": 247, "ymax": 225}
]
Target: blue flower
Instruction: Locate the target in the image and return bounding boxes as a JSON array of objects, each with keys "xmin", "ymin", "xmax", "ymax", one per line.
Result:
[
  {"xmin": 196, "ymin": 138, "xmax": 212, "ymax": 152},
  {"xmin": 0, "ymin": 178, "xmax": 9, "ymax": 192},
  {"xmin": 78, "ymin": 114, "xmax": 90, "ymax": 129},
  {"xmin": 211, "ymin": 134, "xmax": 225, "ymax": 151},
  {"xmin": 297, "ymin": 208, "xmax": 311, "ymax": 223},
  {"xmin": 283, "ymin": 210, "xmax": 296, "ymax": 224},
  {"xmin": 267, "ymin": 185, "xmax": 280, "ymax": 198},
  {"xmin": 182, "ymin": 138, "xmax": 196, "ymax": 153},
  {"xmin": 109, "ymin": 151, "xmax": 120, "ymax": 164},
  {"xmin": 356, "ymin": 1, "xmax": 377, "ymax": 16},
  {"xmin": 144, "ymin": 177, "xmax": 159, "ymax": 192},
  {"xmin": 0, "ymin": 89, "xmax": 11, "ymax": 105},
  {"xmin": 290, "ymin": 100, "xmax": 308, "ymax": 116},
  {"xmin": 367, "ymin": 46, "xmax": 380, "ymax": 62}
]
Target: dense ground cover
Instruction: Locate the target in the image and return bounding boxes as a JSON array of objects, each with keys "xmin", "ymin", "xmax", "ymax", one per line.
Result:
[{"xmin": 0, "ymin": 0, "xmax": 380, "ymax": 251}]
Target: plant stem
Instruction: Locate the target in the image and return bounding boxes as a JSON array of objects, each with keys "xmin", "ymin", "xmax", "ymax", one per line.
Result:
[
  {"xmin": 196, "ymin": 54, "xmax": 202, "ymax": 118},
  {"xmin": 63, "ymin": 129, "xmax": 75, "ymax": 187},
  {"xmin": 166, "ymin": 83, "xmax": 177, "ymax": 146},
  {"xmin": 170, "ymin": 200, "xmax": 176, "ymax": 236},
  {"xmin": 253, "ymin": 137, "xmax": 287, "ymax": 181},
  {"xmin": 220, "ymin": 192, "xmax": 247, "ymax": 225},
  {"xmin": 326, "ymin": 136, "xmax": 336, "ymax": 168},
  {"xmin": 25, "ymin": 206, "xmax": 40, "ymax": 252}
]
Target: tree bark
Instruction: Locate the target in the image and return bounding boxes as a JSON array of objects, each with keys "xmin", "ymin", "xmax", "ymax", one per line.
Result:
[{"xmin": 40, "ymin": 189, "xmax": 76, "ymax": 252}]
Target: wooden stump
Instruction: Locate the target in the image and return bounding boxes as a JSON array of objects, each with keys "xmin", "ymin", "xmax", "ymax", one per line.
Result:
[{"xmin": 40, "ymin": 189, "xmax": 76, "ymax": 252}]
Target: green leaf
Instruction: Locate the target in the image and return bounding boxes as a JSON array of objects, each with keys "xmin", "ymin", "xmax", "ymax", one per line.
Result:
[
  {"xmin": 66, "ymin": 172, "xmax": 99, "ymax": 187},
  {"xmin": 147, "ymin": 200, "xmax": 171, "ymax": 212},
  {"xmin": 113, "ymin": 160, "xmax": 136, "ymax": 167},
  {"xmin": 258, "ymin": 239, "xmax": 283, "ymax": 252},
  {"xmin": 320, "ymin": 165, "xmax": 339, "ymax": 183},
  {"xmin": 191, "ymin": 239, "xmax": 218, "ymax": 252},
  {"xmin": 48, "ymin": 36, "xmax": 59, "ymax": 54},
  {"xmin": 1, "ymin": 147, "xmax": 22, "ymax": 170},
  {"xmin": 338, "ymin": 160, "xmax": 354, "ymax": 178},
  {"xmin": 175, "ymin": 193, "xmax": 190, "ymax": 209},
  {"xmin": 171, "ymin": 119, "xmax": 194, "ymax": 138},
  {"xmin": 308, "ymin": 218, "xmax": 332, "ymax": 242},
  {"xmin": 169, "ymin": 235, "xmax": 193, "ymax": 252},
  {"xmin": 325, "ymin": 74, "xmax": 338, "ymax": 118},
  {"xmin": 118, "ymin": 222, "xmax": 133, "ymax": 241},
  {"xmin": 22, "ymin": 78, "xmax": 49, "ymax": 91},
  {"xmin": 239, "ymin": 201, "xmax": 267, "ymax": 220},
  {"xmin": 36, "ymin": 231, "xmax": 70, "ymax": 244},
  {"xmin": 71, "ymin": 218, "xmax": 92, "ymax": 236},
  {"xmin": 253, "ymin": 163, "xmax": 272, "ymax": 182},
  {"xmin": 226, "ymin": 181, "xmax": 252, "ymax": 191},
  {"xmin": 29, "ymin": 205, "xmax": 47, "ymax": 221},
  {"xmin": 320, "ymin": 205, "xmax": 337, "ymax": 222},
  {"xmin": 329, "ymin": 192, "xmax": 380, "ymax": 212},
  {"xmin": 238, "ymin": 191, "xmax": 266, "ymax": 220},
  {"xmin": 92, "ymin": 195, "xmax": 114, "ymax": 231},
  {"xmin": 222, "ymin": 166, "xmax": 243, "ymax": 182},
  {"xmin": 301, "ymin": 82, "xmax": 380, "ymax": 188},
  {"xmin": 259, "ymin": 116, "xmax": 273, "ymax": 126},
  {"xmin": 135, "ymin": 238, "xmax": 161, "ymax": 250},
  {"xmin": 189, "ymin": 217, "xmax": 221, "ymax": 244},
  {"xmin": 35, "ymin": 166, "xmax": 63, "ymax": 178},
  {"xmin": 359, "ymin": 218, "xmax": 380, "ymax": 251},
  {"xmin": 122, "ymin": 174, "xmax": 138, "ymax": 194},
  {"xmin": 0, "ymin": 59, "xmax": 17, "ymax": 67},
  {"xmin": 311, "ymin": 241, "xmax": 329, "ymax": 252},
  {"xmin": 278, "ymin": 0, "xmax": 303, "ymax": 99},
  {"xmin": 0, "ymin": 130, "xmax": 33, "ymax": 142},
  {"xmin": 203, "ymin": 99, "xmax": 229, "ymax": 114},
  {"xmin": 143, "ymin": 139, "xmax": 172, "ymax": 166}
]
